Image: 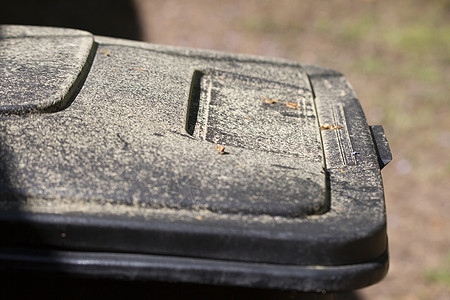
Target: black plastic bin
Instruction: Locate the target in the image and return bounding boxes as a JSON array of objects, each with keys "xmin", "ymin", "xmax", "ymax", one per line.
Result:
[{"xmin": 0, "ymin": 25, "xmax": 392, "ymax": 299}]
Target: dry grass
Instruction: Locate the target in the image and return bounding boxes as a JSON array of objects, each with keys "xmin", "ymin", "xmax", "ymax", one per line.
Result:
[{"xmin": 135, "ymin": 0, "xmax": 450, "ymax": 299}]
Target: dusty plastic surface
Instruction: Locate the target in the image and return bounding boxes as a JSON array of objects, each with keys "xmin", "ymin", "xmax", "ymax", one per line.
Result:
[
  {"xmin": 0, "ymin": 26, "xmax": 94, "ymax": 113},
  {"xmin": 0, "ymin": 25, "xmax": 390, "ymax": 292}
]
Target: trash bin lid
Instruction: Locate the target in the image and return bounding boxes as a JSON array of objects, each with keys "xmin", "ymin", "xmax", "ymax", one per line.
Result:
[
  {"xmin": 0, "ymin": 25, "xmax": 390, "ymax": 292},
  {"xmin": 0, "ymin": 25, "xmax": 94, "ymax": 113}
]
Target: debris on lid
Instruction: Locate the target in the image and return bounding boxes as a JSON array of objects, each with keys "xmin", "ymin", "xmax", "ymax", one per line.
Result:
[
  {"xmin": 285, "ymin": 102, "xmax": 299, "ymax": 109},
  {"xmin": 214, "ymin": 145, "xmax": 225, "ymax": 154},
  {"xmin": 262, "ymin": 97, "xmax": 278, "ymax": 104},
  {"xmin": 321, "ymin": 124, "xmax": 344, "ymax": 130},
  {"xmin": 98, "ymin": 49, "xmax": 110, "ymax": 57}
]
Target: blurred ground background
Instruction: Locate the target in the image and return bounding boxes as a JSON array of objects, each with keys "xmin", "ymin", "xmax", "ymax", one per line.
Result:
[{"xmin": 2, "ymin": 0, "xmax": 449, "ymax": 299}]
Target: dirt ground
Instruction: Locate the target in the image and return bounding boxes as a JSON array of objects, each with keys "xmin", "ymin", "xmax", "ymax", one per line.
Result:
[
  {"xmin": 2, "ymin": 0, "xmax": 449, "ymax": 299},
  {"xmin": 132, "ymin": 1, "xmax": 450, "ymax": 299}
]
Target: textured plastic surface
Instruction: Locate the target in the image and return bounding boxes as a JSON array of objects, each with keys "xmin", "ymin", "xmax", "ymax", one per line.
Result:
[
  {"xmin": 0, "ymin": 25, "xmax": 390, "ymax": 292},
  {"xmin": 0, "ymin": 26, "xmax": 94, "ymax": 113}
]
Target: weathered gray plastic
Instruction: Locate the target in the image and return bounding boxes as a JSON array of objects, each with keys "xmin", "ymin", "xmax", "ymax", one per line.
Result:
[
  {"xmin": 0, "ymin": 26, "xmax": 94, "ymax": 113},
  {"xmin": 0, "ymin": 25, "xmax": 390, "ymax": 292}
]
